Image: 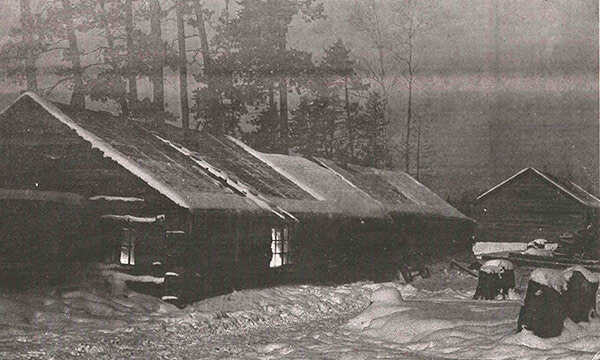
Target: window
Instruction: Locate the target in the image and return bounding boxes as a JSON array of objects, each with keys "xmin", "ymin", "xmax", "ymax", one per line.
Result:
[
  {"xmin": 120, "ymin": 228, "xmax": 136, "ymax": 265},
  {"xmin": 270, "ymin": 227, "xmax": 291, "ymax": 268}
]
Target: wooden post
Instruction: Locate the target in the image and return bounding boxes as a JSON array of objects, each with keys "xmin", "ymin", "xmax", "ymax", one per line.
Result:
[
  {"xmin": 563, "ymin": 266, "xmax": 599, "ymax": 323},
  {"xmin": 517, "ymin": 269, "xmax": 567, "ymax": 338},
  {"xmin": 473, "ymin": 259, "xmax": 515, "ymax": 300}
]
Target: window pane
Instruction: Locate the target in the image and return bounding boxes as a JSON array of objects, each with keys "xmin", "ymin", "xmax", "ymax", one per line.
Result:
[
  {"xmin": 283, "ymin": 240, "xmax": 289, "ymax": 253},
  {"xmin": 129, "ymin": 231, "xmax": 135, "ymax": 265},
  {"xmin": 120, "ymin": 246, "xmax": 130, "ymax": 265}
]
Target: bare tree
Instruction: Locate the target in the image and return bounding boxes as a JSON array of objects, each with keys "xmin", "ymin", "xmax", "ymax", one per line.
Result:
[
  {"xmin": 175, "ymin": 0, "xmax": 191, "ymax": 137},
  {"xmin": 60, "ymin": 0, "xmax": 85, "ymax": 107},
  {"xmin": 389, "ymin": 0, "xmax": 419, "ymax": 172},
  {"xmin": 19, "ymin": 0, "xmax": 37, "ymax": 92},
  {"xmin": 124, "ymin": 0, "xmax": 138, "ymax": 108},
  {"xmin": 149, "ymin": 0, "xmax": 165, "ymax": 114},
  {"xmin": 348, "ymin": 0, "xmax": 398, "ymax": 101}
]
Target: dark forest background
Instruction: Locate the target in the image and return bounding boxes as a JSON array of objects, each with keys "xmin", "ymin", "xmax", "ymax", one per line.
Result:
[{"xmin": 0, "ymin": 0, "xmax": 597, "ymax": 206}]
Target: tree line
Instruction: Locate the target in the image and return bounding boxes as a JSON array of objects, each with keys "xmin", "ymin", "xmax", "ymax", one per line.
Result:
[{"xmin": 1, "ymin": 0, "xmax": 432, "ymax": 172}]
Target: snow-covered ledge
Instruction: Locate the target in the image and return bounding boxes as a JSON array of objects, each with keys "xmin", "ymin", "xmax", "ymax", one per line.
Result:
[{"xmin": 101, "ymin": 214, "xmax": 166, "ymax": 224}]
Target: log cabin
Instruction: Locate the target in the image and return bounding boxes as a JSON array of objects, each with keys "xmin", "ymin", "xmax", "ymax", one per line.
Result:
[
  {"xmin": 0, "ymin": 92, "xmax": 294, "ymax": 302},
  {"xmin": 0, "ymin": 92, "xmax": 474, "ymax": 303},
  {"xmin": 471, "ymin": 167, "xmax": 600, "ymax": 248}
]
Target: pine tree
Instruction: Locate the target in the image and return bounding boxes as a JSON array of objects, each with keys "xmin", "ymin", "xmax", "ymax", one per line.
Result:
[
  {"xmin": 231, "ymin": 0, "xmax": 323, "ymax": 152},
  {"xmin": 354, "ymin": 91, "xmax": 390, "ymax": 168}
]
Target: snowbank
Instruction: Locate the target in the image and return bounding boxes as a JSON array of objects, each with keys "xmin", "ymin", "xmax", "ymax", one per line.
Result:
[
  {"xmin": 370, "ymin": 286, "xmax": 404, "ymax": 305},
  {"xmin": 346, "ymin": 286, "xmax": 409, "ymax": 330},
  {"xmin": 344, "ymin": 282, "xmax": 600, "ymax": 359},
  {"xmin": 170, "ymin": 283, "xmax": 374, "ymax": 334}
]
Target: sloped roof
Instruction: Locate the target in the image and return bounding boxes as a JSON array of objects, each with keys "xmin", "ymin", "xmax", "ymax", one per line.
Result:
[
  {"xmin": 315, "ymin": 159, "xmax": 471, "ymax": 221},
  {"xmin": 163, "ymin": 127, "xmax": 315, "ymax": 201},
  {"xmin": 476, "ymin": 167, "xmax": 600, "ymax": 208},
  {"xmin": 252, "ymin": 152, "xmax": 388, "ymax": 219},
  {"xmin": 1, "ymin": 92, "xmax": 471, "ymax": 223},
  {"xmin": 0, "ymin": 93, "xmax": 280, "ymax": 216}
]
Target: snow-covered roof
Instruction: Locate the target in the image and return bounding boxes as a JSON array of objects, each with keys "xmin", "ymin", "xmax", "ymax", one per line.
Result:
[
  {"xmin": 316, "ymin": 159, "xmax": 472, "ymax": 221},
  {"xmin": 476, "ymin": 167, "xmax": 600, "ymax": 208},
  {"xmin": 0, "ymin": 92, "xmax": 289, "ymax": 217},
  {"xmin": 256, "ymin": 152, "xmax": 387, "ymax": 219},
  {"xmin": 0, "ymin": 92, "xmax": 472, "ymax": 224}
]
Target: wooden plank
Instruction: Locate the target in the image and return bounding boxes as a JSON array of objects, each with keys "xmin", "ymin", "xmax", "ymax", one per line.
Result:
[
  {"xmin": 507, "ymin": 252, "xmax": 600, "ymax": 271},
  {"xmin": 449, "ymin": 260, "xmax": 479, "ymax": 277}
]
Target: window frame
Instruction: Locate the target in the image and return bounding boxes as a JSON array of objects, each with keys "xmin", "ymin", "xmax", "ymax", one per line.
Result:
[
  {"xmin": 270, "ymin": 226, "xmax": 291, "ymax": 268},
  {"xmin": 120, "ymin": 227, "xmax": 136, "ymax": 265}
]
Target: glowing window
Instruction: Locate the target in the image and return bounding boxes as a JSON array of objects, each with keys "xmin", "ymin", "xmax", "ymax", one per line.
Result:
[
  {"xmin": 120, "ymin": 228, "xmax": 136, "ymax": 265},
  {"xmin": 270, "ymin": 227, "xmax": 291, "ymax": 268}
]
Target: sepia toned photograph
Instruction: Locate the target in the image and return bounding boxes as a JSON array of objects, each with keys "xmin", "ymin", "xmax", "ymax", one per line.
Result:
[{"xmin": 0, "ymin": 0, "xmax": 598, "ymax": 358}]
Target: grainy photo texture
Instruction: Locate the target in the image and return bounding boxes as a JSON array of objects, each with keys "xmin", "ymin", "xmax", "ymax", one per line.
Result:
[{"xmin": 0, "ymin": 0, "xmax": 598, "ymax": 358}]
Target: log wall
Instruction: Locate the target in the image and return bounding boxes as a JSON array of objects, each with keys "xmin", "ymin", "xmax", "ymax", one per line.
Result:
[{"xmin": 472, "ymin": 171, "xmax": 587, "ymax": 242}]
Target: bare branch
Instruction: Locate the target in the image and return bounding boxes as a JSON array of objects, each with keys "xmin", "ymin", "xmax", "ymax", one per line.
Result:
[{"xmin": 40, "ymin": 76, "xmax": 72, "ymax": 96}]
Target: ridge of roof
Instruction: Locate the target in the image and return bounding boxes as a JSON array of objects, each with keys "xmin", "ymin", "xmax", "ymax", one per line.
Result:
[
  {"xmin": 476, "ymin": 167, "xmax": 600, "ymax": 207},
  {"xmin": 226, "ymin": 136, "xmax": 326, "ymax": 201}
]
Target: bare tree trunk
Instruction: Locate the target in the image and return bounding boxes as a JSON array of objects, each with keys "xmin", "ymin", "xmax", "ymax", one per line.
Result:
[
  {"xmin": 489, "ymin": 0, "xmax": 502, "ymax": 180},
  {"xmin": 269, "ymin": 85, "xmax": 277, "ymax": 146},
  {"xmin": 277, "ymin": 21, "xmax": 289, "ymax": 154},
  {"xmin": 61, "ymin": 0, "xmax": 85, "ymax": 108},
  {"xmin": 99, "ymin": 0, "xmax": 128, "ymax": 114},
  {"xmin": 403, "ymin": 0, "xmax": 415, "ymax": 173},
  {"xmin": 416, "ymin": 118, "xmax": 421, "ymax": 180},
  {"xmin": 279, "ymin": 79, "xmax": 288, "ymax": 153},
  {"xmin": 404, "ymin": 70, "xmax": 413, "ymax": 172},
  {"xmin": 193, "ymin": 0, "xmax": 211, "ymax": 79},
  {"xmin": 150, "ymin": 0, "xmax": 165, "ymax": 118},
  {"xmin": 344, "ymin": 77, "xmax": 354, "ymax": 160},
  {"xmin": 19, "ymin": 0, "xmax": 37, "ymax": 92},
  {"xmin": 176, "ymin": 0, "xmax": 190, "ymax": 138},
  {"xmin": 125, "ymin": 0, "xmax": 138, "ymax": 109}
]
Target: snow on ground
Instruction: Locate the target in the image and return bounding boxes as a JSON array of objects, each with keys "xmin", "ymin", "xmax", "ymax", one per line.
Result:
[{"xmin": 1, "ymin": 265, "xmax": 600, "ymax": 359}]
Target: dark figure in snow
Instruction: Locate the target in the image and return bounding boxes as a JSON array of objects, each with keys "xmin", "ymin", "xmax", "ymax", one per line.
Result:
[
  {"xmin": 563, "ymin": 266, "xmax": 599, "ymax": 323},
  {"xmin": 517, "ymin": 269, "xmax": 567, "ymax": 338},
  {"xmin": 473, "ymin": 259, "xmax": 515, "ymax": 300}
]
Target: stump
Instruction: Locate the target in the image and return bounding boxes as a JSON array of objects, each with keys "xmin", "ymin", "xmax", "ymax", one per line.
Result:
[
  {"xmin": 563, "ymin": 266, "xmax": 599, "ymax": 323},
  {"xmin": 517, "ymin": 269, "xmax": 567, "ymax": 338},
  {"xmin": 473, "ymin": 259, "xmax": 515, "ymax": 300}
]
